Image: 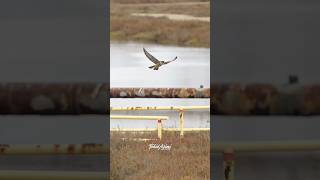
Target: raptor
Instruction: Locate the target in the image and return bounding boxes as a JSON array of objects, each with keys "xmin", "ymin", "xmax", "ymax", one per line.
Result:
[{"xmin": 143, "ymin": 48, "xmax": 177, "ymax": 70}]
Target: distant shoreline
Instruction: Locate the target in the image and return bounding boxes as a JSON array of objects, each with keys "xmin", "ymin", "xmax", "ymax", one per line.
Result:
[{"xmin": 110, "ymin": 1, "xmax": 210, "ymax": 48}]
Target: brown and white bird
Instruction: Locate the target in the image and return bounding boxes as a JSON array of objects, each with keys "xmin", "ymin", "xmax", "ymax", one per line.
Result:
[{"xmin": 143, "ymin": 48, "xmax": 177, "ymax": 70}]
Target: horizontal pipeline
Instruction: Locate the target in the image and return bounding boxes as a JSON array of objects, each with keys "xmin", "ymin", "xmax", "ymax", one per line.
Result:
[
  {"xmin": 110, "ymin": 106, "xmax": 210, "ymax": 111},
  {"xmin": 213, "ymin": 140, "xmax": 320, "ymax": 153},
  {"xmin": 211, "ymin": 83, "xmax": 320, "ymax": 115},
  {"xmin": 0, "ymin": 170, "xmax": 107, "ymax": 180},
  {"xmin": 0, "ymin": 83, "xmax": 108, "ymax": 114},
  {"xmin": 0, "ymin": 144, "xmax": 107, "ymax": 155},
  {"xmin": 0, "ymin": 83, "xmax": 318, "ymax": 115},
  {"xmin": 110, "ymin": 87, "xmax": 210, "ymax": 98},
  {"xmin": 0, "ymin": 83, "xmax": 208, "ymax": 114}
]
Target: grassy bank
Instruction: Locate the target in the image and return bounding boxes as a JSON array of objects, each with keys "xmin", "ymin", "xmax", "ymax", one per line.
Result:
[
  {"xmin": 110, "ymin": 0, "xmax": 210, "ymax": 47},
  {"xmin": 110, "ymin": 131, "xmax": 210, "ymax": 180}
]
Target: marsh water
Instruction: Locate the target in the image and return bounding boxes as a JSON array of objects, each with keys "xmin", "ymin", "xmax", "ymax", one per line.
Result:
[
  {"xmin": 110, "ymin": 42, "xmax": 210, "ymax": 88},
  {"xmin": 110, "ymin": 42, "xmax": 210, "ymax": 129}
]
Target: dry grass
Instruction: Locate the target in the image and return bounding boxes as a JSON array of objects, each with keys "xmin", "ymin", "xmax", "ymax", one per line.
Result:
[
  {"xmin": 110, "ymin": 131, "xmax": 210, "ymax": 180},
  {"xmin": 110, "ymin": 0, "xmax": 209, "ymax": 4},
  {"xmin": 111, "ymin": 2, "xmax": 210, "ymax": 17},
  {"xmin": 110, "ymin": 0, "xmax": 210, "ymax": 47}
]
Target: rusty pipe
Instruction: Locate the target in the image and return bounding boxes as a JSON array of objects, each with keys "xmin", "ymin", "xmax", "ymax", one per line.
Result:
[
  {"xmin": 110, "ymin": 87, "xmax": 210, "ymax": 98},
  {"xmin": 211, "ymin": 83, "xmax": 320, "ymax": 115},
  {"xmin": 0, "ymin": 83, "xmax": 318, "ymax": 115},
  {"xmin": 0, "ymin": 83, "xmax": 108, "ymax": 114}
]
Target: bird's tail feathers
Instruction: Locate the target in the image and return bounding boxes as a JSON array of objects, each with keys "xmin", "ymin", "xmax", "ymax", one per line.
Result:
[
  {"xmin": 149, "ymin": 65, "xmax": 155, "ymax": 69},
  {"xmin": 169, "ymin": 56, "xmax": 178, "ymax": 63}
]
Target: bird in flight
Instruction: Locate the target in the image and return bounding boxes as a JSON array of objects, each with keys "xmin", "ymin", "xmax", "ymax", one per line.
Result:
[{"xmin": 143, "ymin": 48, "xmax": 177, "ymax": 70}]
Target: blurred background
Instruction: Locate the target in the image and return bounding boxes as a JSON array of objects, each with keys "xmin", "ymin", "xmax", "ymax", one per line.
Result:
[
  {"xmin": 0, "ymin": 0, "xmax": 108, "ymax": 175},
  {"xmin": 213, "ymin": 0, "xmax": 320, "ymax": 179}
]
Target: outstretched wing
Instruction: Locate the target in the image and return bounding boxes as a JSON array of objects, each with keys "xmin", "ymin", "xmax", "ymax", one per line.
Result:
[
  {"xmin": 143, "ymin": 48, "xmax": 160, "ymax": 64},
  {"xmin": 164, "ymin": 56, "xmax": 178, "ymax": 64}
]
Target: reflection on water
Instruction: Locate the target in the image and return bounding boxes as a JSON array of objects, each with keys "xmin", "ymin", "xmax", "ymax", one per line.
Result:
[
  {"xmin": 111, "ymin": 99, "xmax": 210, "ymax": 128},
  {"xmin": 111, "ymin": 42, "xmax": 210, "ymax": 87}
]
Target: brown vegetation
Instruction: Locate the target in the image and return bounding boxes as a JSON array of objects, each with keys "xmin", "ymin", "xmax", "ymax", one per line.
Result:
[
  {"xmin": 111, "ymin": 2, "xmax": 210, "ymax": 17},
  {"xmin": 110, "ymin": 131, "xmax": 210, "ymax": 180},
  {"xmin": 110, "ymin": 0, "xmax": 209, "ymax": 4},
  {"xmin": 110, "ymin": 0, "xmax": 210, "ymax": 47}
]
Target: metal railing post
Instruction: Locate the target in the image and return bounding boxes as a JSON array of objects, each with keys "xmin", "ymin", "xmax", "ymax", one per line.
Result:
[
  {"xmin": 223, "ymin": 149, "xmax": 235, "ymax": 180},
  {"xmin": 179, "ymin": 109, "xmax": 185, "ymax": 137},
  {"xmin": 157, "ymin": 119, "xmax": 162, "ymax": 140}
]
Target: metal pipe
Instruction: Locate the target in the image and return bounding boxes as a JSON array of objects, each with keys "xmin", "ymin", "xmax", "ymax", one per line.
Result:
[
  {"xmin": 110, "ymin": 87, "xmax": 210, "ymax": 98},
  {"xmin": 0, "ymin": 144, "xmax": 107, "ymax": 155},
  {"xmin": 211, "ymin": 83, "xmax": 320, "ymax": 115},
  {"xmin": 213, "ymin": 140, "xmax": 320, "ymax": 153},
  {"xmin": 0, "ymin": 83, "xmax": 108, "ymax": 114},
  {"xmin": 179, "ymin": 109, "xmax": 185, "ymax": 137},
  {"xmin": 157, "ymin": 119, "xmax": 163, "ymax": 139},
  {"xmin": 0, "ymin": 83, "xmax": 318, "ymax": 115},
  {"xmin": 0, "ymin": 170, "xmax": 107, "ymax": 180},
  {"xmin": 110, "ymin": 106, "xmax": 210, "ymax": 111},
  {"xmin": 111, "ymin": 106, "xmax": 209, "ymax": 138},
  {"xmin": 164, "ymin": 128, "xmax": 209, "ymax": 131},
  {"xmin": 110, "ymin": 115, "xmax": 168, "ymax": 120},
  {"xmin": 111, "ymin": 115, "xmax": 168, "ymax": 139}
]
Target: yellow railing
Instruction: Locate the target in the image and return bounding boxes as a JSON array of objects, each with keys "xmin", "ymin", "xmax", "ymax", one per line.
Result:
[
  {"xmin": 0, "ymin": 144, "xmax": 107, "ymax": 155},
  {"xmin": 110, "ymin": 106, "xmax": 210, "ymax": 137},
  {"xmin": 110, "ymin": 115, "xmax": 168, "ymax": 139},
  {"xmin": 0, "ymin": 170, "xmax": 106, "ymax": 180}
]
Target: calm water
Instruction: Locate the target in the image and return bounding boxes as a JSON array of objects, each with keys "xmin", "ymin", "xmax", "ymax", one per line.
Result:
[
  {"xmin": 110, "ymin": 42, "xmax": 210, "ymax": 128},
  {"xmin": 111, "ymin": 42, "xmax": 210, "ymax": 87},
  {"xmin": 110, "ymin": 99, "xmax": 210, "ymax": 129}
]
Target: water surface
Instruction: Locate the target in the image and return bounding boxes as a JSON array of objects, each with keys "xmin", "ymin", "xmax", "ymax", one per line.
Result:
[{"xmin": 111, "ymin": 42, "xmax": 210, "ymax": 87}]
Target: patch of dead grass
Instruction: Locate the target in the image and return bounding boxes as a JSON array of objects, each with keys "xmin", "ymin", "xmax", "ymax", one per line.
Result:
[
  {"xmin": 110, "ymin": 131, "xmax": 210, "ymax": 180},
  {"xmin": 110, "ymin": 0, "xmax": 210, "ymax": 47},
  {"xmin": 111, "ymin": 0, "xmax": 209, "ymax": 4},
  {"xmin": 111, "ymin": 16, "xmax": 210, "ymax": 47}
]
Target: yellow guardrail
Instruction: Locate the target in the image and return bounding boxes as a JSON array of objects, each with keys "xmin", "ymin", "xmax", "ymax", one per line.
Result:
[
  {"xmin": 110, "ymin": 115, "xmax": 168, "ymax": 120},
  {"xmin": 110, "ymin": 115, "xmax": 168, "ymax": 139},
  {"xmin": 0, "ymin": 170, "xmax": 106, "ymax": 180},
  {"xmin": 0, "ymin": 144, "xmax": 107, "ymax": 155},
  {"xmin": 214, "ymin": 140, "xmax": 320, "ymax": 153},
  {"xmin": 110, "ymin": 128, "xmax": 209, "ymax": 132},
  {"xmin": 110, "ymin": 106, "xmax": 210, "ymax": 137}
]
